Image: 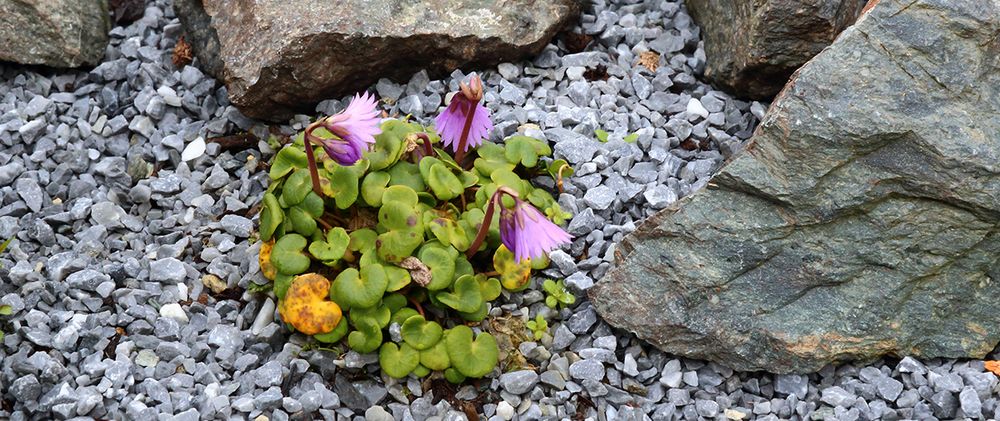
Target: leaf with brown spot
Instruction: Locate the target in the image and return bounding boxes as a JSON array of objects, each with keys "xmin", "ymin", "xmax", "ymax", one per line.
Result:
[{"xmin": 278, "ymin": 273, "xmax": 343, "ymax": 335}]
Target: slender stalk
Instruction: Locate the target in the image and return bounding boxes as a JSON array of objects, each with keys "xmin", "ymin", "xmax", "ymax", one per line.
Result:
[
  {"xmin": 408, "ymin": 296, "xmax": 425, "ymax": 318},
  {"xmin": 453, "ymin": 101, "xmax": 477, "ymax": 165},
  {"xmin": 465, "ymin": 187, "xmax": 518, "ymax": 260},
  {"xmin": 556, "ymin": 163, "xmax": 570, "ymax": 193},
  {"xmin": 465, "ymin": 193, "xmax": 497, "ymax": 260},
  {"xmin": 417, "ymin": 133, "xmax": 434, "ymax": 157},
  {"xmin": 303, "ymin": 121, "xmax": 324, "ymax": 196},
  {"xmin": 316, "ymin": 217, "xmax": 334, "ymax": 231}
]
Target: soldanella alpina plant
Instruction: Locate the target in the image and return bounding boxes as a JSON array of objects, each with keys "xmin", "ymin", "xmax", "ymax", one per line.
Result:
[{"xmin": 258, "ymin": 74, "xmax": 573, "ymax": 382}]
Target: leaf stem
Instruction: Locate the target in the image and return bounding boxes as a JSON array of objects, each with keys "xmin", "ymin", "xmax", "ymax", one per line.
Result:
[{"xmin": 408, "ymin": 296, "xmax": 426, "ymax": 318}]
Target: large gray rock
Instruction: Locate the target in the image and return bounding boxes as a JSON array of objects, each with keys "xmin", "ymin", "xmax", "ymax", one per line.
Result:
[
  {"xmin": 0, "ymin": 0, "xmax": 111, "ymax": 67},
  {"xmin": 591, "ymin": 0, "xmax": 1000, "ymax": 374},
  {"xmin": 685, "ymin": 0, "xmax": 868, "ymax": 99},
  {"xmin": 174, "ymin": 0, "xmax": 580, "ymax": 121}
]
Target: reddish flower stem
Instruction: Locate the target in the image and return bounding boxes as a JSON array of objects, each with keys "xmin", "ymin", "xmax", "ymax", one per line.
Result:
[
  {"xmin": 303, "ymin": 121, "xmax": 324, "ymax": 196},
  {"xmin": 453, "ymin": 101, "xmax": 477, "ymax": 165},
  {"xmin": 418, "ymin": 133, "xmax": 434, "ymax": 157},
  {"xmin": 464, "ymin": 187, "xmax": 517, "ymax": 260}
]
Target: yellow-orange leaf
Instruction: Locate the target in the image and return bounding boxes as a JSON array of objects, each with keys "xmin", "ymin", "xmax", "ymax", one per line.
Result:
[
  {"xmin": 986, "ymin": 360, "xmax": 1000, "ymax": 376},
  {"xmin": 278, "ymin": 273, "xmax": 342, "ymax": 335},
  {"xmin": 259, "ymin": 240, "xmax": 277, "ymax": 280}
]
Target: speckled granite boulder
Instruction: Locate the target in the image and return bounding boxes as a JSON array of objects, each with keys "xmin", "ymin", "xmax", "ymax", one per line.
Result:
[
  {"xmin": 685, "ymin": 0, "xmax": 868, "ymax": 99},
  {"xmin": 0, "ymin": 0, "xmax": 111, "ymax": 67},
  {"xmin": 174, "ymin": 0, "xmax": 580, "ymax": 121},
  {"xmin": 591, "ymin": 0, "xmax": 1000, "ymax": 373}
]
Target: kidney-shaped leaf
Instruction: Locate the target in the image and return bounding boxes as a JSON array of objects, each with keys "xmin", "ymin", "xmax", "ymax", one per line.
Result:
[
  {"xmin": 445, "ymin": 326, "xmax": 498, "ymax": 378},
  {"xmin": 271, "ymin": 234, "xmax": 311, "ymax": 275},
  {"xmin": 380, "ymin": 342, "xmax": 420, "ymax": 378},
  {"xmin": 278, "ymin": 273, "xmax": 343, "ymax": 335},
  {"xmin": 400, "ymin": 315, "xmax": 443, "ymax": 351}
]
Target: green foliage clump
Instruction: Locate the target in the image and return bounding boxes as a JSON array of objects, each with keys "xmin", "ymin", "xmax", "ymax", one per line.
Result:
[{"xmin": 260, "ymin": 120, "xmax": 570, "ymax": 381}]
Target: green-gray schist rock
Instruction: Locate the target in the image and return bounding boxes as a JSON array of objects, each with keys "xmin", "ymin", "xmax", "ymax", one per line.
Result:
[{"xmin": 591, "ymin": 0, "xmax": 1000, "ymax": 374}]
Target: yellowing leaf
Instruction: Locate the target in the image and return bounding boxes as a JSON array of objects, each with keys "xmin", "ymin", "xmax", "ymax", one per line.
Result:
[
  {"xmin": 278, "ymin": 273, "xmax": 343, "ymax": 335},
  {"xmin": 494, "ymin": 245, "xmax": 531, "ymax": 291},
  {"xmin": 259, "ymin": 240, "xmax": 277, "ymax": 280}
]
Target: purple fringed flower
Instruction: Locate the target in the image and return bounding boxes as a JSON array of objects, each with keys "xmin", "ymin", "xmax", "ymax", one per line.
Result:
[
  {"xmin": 435, "ymin": 74, "xmax": 492, "ymax": 154},
  {"xmin": 315, "ymin": 92, "xmax": 382, "ymax": 165},
  {"xmin": 499, "ymin": 197, "xmax": 572, "ymax": 263}
]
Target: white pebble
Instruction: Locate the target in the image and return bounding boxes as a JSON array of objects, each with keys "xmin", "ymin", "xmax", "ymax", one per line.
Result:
[
  {"xmin": 496, "ymin": 401, "xmax": 515, "ymax": 420},
  {"xmin": 181, "ymin": 136, "xmax": 206, "ymax": 161},
  {"xmin": 687, "ymin": 98, "xmax": 709, "ymax": 119},
  {"xmin": 251, "ymin": 298, "xmax": 276, "ymax": 335},
  {"xmin": 159, "ymin": 303, "xmax": 189, "ymax": 323}
]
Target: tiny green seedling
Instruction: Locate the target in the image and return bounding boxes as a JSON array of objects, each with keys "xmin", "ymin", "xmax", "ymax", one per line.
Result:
[
  {"xmin": 543, "ymin": 279, "xmax": 576, "ymax": 309},
  {"xmin": 525, "ymin": 314, "xmax": 548, "ymax": 340}
]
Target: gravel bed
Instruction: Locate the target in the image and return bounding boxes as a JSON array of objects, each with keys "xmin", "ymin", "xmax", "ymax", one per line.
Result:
[{"xmin": 0, "ymin": 0, "xmax": 998, "ymax": 420}]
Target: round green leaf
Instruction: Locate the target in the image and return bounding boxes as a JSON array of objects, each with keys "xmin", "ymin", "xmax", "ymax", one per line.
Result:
[
  {"xmin": 331, "ymin": 264, "xmax": 388, "ymax": 309},
  {"xmin": 347, "ymin": 317, "xmax": 382, "ymax": 353},
  {"xmin": 308, "ymin": 227, "xmax": 350, "ymax": 262},
  {"xmin": 504, "ymin": 135, "xmax": 552, "ymax": 167},
  {"xmin": 400, "ymin": 315, "xmax": 443, "ymax": 351},
  {"xmin": 314, "ymin": 317, "xmax": 348, "ymax": 343},
  {"xmin": 366, "ymin": 120, "xmax": 414, "ymax": 171},
  {"xmin": 391, "ymin": 307, "xmax": 420, "ymax": 326},
  {"xmin": 445, "ymin": 326, "xmax": 498, "ymax": 378},
  {"xmin": 269, "ymin": 145, "xmax": 308, "ymax": 180},
  {"xmin": 281, "ymin": 169, "xmax": 312, "ymax": 206},
  {"xmin": 361, "ymin": 171, "xmax": 391, "ymax": 207},
  {"xmin": 320, "ymin": 165, "xmax": 360, "ymax": 209},
  {"xmin": 427, "ymin": 214, "xmax": 470, "ymax": 251},
  {"xmin": 380, "ymin": 343, "xmax": 420, "ymax": 378},
  {"xmin": 490, "ymin": 169, "xmax": 527, "ymax": 196},
  {"xmin": 384, "ymin": 264, "xmax": 411, "ymax": 292},
  {"xmin": 417, "ymin": 244, "xmax": 457, "ymax": 291},
  {"xmin": 350, "ymin": 303, "xmax": 391, "ymax": 329},
  {"xmin": 457, "ymin": 301, "xmax": 488, "ymax": 322},
  {"xmin": 287, "ymin": 206, "xmax": 317, "ymax": 237},
  {"xmin": 349, "ymin": 228, "xmax": 377, "ymax": 253},
  {"xmin": 260, "ymin": 193, "xmax": 284, "ymax": 242},
  {"xmin": 436, "ymin": 275, "xmax": 483, "ymax": 313},
  {"xmin": 298, "ymin": 192, "xmax": 325, "ymax": 218},
  {"xmin": 444, "ymin": 368, "xmax": 467, "ymax": 384},
  {"xmin": 271, "ymin": 234, "xmax": 310, "ymax": 275},
  {"xmin": 381, "ymin": 185, "xmax": 419, "ymax": 207},
  {"xmin": 387, "ymin": 161, "xmax": 426, "ymax": 192},
  {"xmin": 419, "ymin": 340, "xmax": 451, "ymax": 371},
  {"xmin": 478, "ymin": 276, "xmax": 502, "ymax": 301},
  {"xmin": 383, "ymin": 293, "xmax": 408, "ymax": 313},
  {"xmin": 413, "ymin": 365, "xmax": 431, "ymax": 378},
  {"xmin": 426, "ymin": 164, "xmax": 463, "ymax": 201},
  {"xmin": 274, "ymin": 273, "xmax": 293, "ymax": 299},
  {"xmin": 473, "ymin": 142, "xmax": 515, "ymax": 178}
]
